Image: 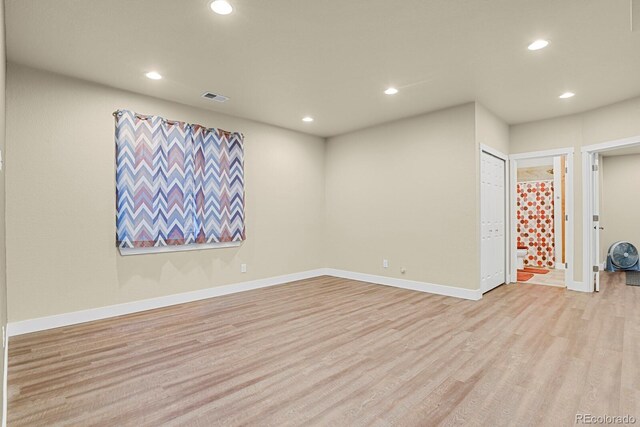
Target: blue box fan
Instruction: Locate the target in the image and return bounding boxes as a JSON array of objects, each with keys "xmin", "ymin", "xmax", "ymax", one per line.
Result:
[{"xmin": 606, "ymin": 241, "xmax": 640, "ymax": 271}]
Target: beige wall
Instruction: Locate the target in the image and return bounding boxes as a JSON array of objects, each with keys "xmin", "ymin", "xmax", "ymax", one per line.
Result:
[
  {"xmin": 325, "ymin": 103, "xmax": 480, "ymax": 290},
  {"xmin": 5, "ymin": 64, "xmax": 326, "ymax": 322},
  {"xmin": 510, "ymin": 95, "xmax": 640, "ymax": 283},
  {"xmin": 0, "ymin": 0, "xmax": 7, "ymax": 410},
  {"xmin": 476, "ymin": 103, "xmax": 509, "ymax": 155},
  {"xmin": 9, "ymin": 60, "xmax": 640, "ymax": 323},
  {"xmin": 601, "ymin": 154, "xmax": 640, "ymax": 263}
]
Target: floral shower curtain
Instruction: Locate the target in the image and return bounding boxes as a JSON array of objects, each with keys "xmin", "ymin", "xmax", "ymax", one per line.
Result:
[
  {"xmin": 115, "ymin": 110, "xmax": 245, "ymax": 248},
  {"xmin": 516, "ymin": 180, "xmax": 555, "ymax": 268}
]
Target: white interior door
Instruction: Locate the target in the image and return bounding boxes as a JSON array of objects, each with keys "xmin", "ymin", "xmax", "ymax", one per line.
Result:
[
  {"xmin": 481, "ymin": 151, "xmax": 506, "ymax": 293},
  {"xmin": 591, "ymin": 153, "xmax": 600, "ymax": 292}
]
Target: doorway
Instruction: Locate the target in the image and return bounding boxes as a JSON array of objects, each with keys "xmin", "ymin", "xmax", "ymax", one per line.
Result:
[
  {"xmin": 582, "ymin": 136, "xmax": 640, "ymax": 292},
  {"xmin": 509, "ymin": 148, "xmax": 575, "ymax": 289}
]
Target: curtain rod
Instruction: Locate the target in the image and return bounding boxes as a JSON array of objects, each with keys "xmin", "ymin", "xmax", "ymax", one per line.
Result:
[{"xmin": 112, "ymin": 110, "xmax": 239, "ymax": 136}]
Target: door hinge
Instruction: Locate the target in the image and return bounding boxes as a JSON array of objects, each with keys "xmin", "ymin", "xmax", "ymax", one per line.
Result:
[
  {"xmin": 565, "ymin": 263, "xmax": 568, "ymax": 269},
  {"xmin": 565, "ymin": 214, "xmax": 569, "ymax": 221},
  {"xmin": 593, "ymin": 265, "xmax": 600, "ymax": 273},
  {"xmin": 593, "ymin": 215, "xmax": 599, "ymax": 221},
  {"xmin": 592, "ymin": 164, "xmax": 599, "ymax": 172},
  {"xmin": 565, "ymin": 166, "xmax": 568, "ymax": 173}
]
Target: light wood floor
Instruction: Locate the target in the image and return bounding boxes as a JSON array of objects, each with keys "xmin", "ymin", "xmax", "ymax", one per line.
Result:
[{"xmin": 8, "ymin": 273, "xmax": 640, "ymax": 426}]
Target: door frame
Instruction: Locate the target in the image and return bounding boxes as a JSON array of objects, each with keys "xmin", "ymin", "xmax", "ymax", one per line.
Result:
[
  {"xmin": 509, "ymin": 147, "xmax": 575, "ymax": 289},
  {"xmin": 581, "ymin": 134, "xmax": 640, "ymax": 292},
  {"xmin": 552, "ymin": 156, "xmax": 565, "ymax": 269},
  {"xmin": 479, "ymin": 144, "xmax": 509, "ymax": 289}
]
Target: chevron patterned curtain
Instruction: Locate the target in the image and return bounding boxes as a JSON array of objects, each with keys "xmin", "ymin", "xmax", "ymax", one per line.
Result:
[
  {"xmin": 192, "ymin": 125, "xmax": 246, "ymax": 243},
  {"xmin": 115, "ymin": 110, "xmax": 245, "ymax": 249}
]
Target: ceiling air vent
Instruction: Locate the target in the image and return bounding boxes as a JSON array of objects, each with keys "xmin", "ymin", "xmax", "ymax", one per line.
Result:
[{"xmin": 201, "ymin": 92, "xmax": 229, "ymax": 103}]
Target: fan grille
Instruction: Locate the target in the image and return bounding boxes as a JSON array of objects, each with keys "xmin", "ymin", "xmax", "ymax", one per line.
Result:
[{"xmin": 609, "ymin": 241, "xmax": 639, "ymax": 269}]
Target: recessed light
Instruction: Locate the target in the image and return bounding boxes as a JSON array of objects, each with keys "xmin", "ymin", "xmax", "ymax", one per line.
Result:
[
  {"xmin": 528, "ymin": 39, "xmax": 549, "ymax": 51},
  {"xmin": 145, "ymin": 71, "xmax": 162, "ymax": 80},
  {"xmin": 384, "ymin": 87, "xmax": 399, "ymax": 95},
  {"xmin": 210, "ymin": 0, "xmax": 233, "ymax": 15},
  {"xmin": 302, "ymin": 116, "xmax": 314, "ymax": 123},
  {"xmin": 559, "ymin": 92, "xmax": 575, "ymax": 99}
]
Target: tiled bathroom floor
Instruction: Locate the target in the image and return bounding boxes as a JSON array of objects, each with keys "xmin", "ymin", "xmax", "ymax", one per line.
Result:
[{"xmin": 521, "ymin": 268, "xmax": 565, "ymax": 287}]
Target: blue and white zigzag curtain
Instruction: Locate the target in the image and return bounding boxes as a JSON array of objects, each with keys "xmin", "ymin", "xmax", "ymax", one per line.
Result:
[{"xmin": 115, "ymin": 110, "xmax": 245, "ymax": 248}]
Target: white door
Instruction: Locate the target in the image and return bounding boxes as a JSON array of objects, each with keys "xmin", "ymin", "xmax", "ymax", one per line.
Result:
[
  {"xmin": 591, "ymin": 153, "xmax": 600, "ymax": 292},
  {"xmin": 481, "ymin": 151, "xmax": 506, "ymax": 293}
]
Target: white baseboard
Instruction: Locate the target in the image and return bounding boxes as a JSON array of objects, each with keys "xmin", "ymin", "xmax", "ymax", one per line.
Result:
[
  {"xmin": 7, "ymin": 268, "xmax": 482, "ymax": 337},
  {"xmin": 325, "ymin": 269, "xmax": 482, "ymax": 301},
  {"xmin": 7, "ymin": 269, "xmax": 327, "ymax": 337}
]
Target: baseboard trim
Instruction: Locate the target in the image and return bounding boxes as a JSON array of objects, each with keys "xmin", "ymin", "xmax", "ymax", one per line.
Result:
[
  {"xmin": 325, "ymin": 269, "xmax": 482, "ymax": 301},
  {"xmin": 7, "ymin": 269, "xmax": 327, "ymax": 337},
  {"xmin": 7, "ymin": 268, "xmax": 482, "ymax": 337}
]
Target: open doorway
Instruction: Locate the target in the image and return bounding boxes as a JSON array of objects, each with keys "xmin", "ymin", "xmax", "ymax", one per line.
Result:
[
  {"xmin": 583, "ymin": 136, "xmax": 640, "ymax": 292},
  {"xmin": 514, "ymin": 156, "xmax": 566, "ymax": 286},
  {"xmin": 510, "ymin": 149, "xmax": 575, "ymax": 289}
]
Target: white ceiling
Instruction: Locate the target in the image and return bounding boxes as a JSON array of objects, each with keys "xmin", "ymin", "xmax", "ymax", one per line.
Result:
[{"xmin": 6, "ymin": 0, "xmax": 640, "ymax": 137}]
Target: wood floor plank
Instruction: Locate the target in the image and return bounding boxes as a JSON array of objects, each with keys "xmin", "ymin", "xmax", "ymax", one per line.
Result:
[{"xmin": 7, "ymin": 273, "xmax": 639, "ymax": 426}]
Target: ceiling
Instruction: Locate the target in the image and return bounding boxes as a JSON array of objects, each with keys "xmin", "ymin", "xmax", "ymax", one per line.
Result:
[{"xmin": 6, "ymin": 0, "xmax": 640, "ymax": 137}]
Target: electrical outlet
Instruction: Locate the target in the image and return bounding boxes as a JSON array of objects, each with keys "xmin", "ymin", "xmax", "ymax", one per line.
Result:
[
  {"xmin": 383, "ymin": 259, "xmax": 389, "ymax": 268},
  {"xmin": 240, "ymin": 263, "xmax": 247, "ymax": 273}
]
